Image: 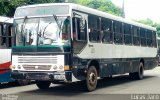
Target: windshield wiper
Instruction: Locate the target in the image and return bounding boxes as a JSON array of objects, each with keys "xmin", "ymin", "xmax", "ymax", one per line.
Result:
[
  {"xmin": 53, "ymin": 14, "xmax": 61, "ymax": 30},
  {"xmin": 20, "ymin": 16, "xmax": 28, "ymax": 45},
  {"xmin": 42, "ymin": 15, "xmax": 63, "ymax": 39},
  {"xmin": 21, "ymin": 16, "xmax": 28, "ymax": 34}
]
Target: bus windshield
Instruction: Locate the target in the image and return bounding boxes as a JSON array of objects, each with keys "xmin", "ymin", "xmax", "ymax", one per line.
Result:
[{"xmin": 14, "ymin": 16, "xmax": 71, "ymax": 47}]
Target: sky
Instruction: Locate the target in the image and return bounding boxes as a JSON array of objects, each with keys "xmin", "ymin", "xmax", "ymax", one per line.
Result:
[{"xmin": 111, "ymin": 0, "xmax": 160, "ymax": 22}]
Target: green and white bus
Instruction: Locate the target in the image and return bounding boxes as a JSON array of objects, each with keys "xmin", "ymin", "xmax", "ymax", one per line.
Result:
[{"xmin": 11, "ymin": 3, "xmax": 158, "ymax": 91}]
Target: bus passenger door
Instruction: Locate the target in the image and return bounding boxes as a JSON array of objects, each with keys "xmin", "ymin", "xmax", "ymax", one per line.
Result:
[{"xmin": 72, "ymin": 12, "xmax": 88, "ymax": 54}]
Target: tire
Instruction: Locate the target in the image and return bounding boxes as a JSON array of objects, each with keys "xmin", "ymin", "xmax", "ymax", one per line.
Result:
[
  {"xmin": 129, "ymin": 62, "xmax": 144, "ymax": 80},
  {"xmin": 16, "ymin": 79, "xmax": 31, "ymax": 86},
  {"xmin": 85, "ymin": 66, "xmax": 98, "ymax": 92},
  {"xmin": 36, "ymin": 81, "xmax": 51, "ymax": 89}
]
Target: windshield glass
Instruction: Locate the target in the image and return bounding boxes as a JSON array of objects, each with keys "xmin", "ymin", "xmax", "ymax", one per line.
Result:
[{"xmin": 14, "ymin": 16, "xmax": 71, "ymax": 47}]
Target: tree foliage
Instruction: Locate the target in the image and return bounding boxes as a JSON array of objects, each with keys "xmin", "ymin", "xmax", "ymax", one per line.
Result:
[
  {"xmin": 136, "ymin": 18, "xmax": 160, "ymax": 36},
  {"xmin": 74, "ymin": 0, "xmax": 121, "ymax": 16},
  {"xmin": 0, "ymin": 0, "xmax": 121, "ymax": 17}
]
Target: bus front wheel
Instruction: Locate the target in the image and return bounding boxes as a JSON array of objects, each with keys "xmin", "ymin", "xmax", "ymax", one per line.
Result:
[
  {"xmin": 36, "ymin": 81, "xmax": 51, "ymax": 89},
  {"xmin": 86, "ymin": 66, "xmax": 98, "ymax": 92}
]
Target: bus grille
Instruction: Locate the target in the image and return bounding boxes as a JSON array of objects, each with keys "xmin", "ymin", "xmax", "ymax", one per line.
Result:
[
  {"xmin": 23, "ymin": 65, "xmax": 51, "ymax": 70},
  {"xmin": 18, "ymin": 56, "xmax": 57, "ymax": 64}
]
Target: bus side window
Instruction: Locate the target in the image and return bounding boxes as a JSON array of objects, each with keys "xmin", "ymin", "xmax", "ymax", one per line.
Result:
[
  {"xmin": 140, "ymin": 28, "xmax": 146, "ymax": 46},
  {"xmin": 146, "ymin": 30, "xmax": 152, "ymax": 47},
  {"xmin": 72, "ymin": 17, "xmax": 76, "ymax": 40},
  {"xmin": 153, "ymin": 31, "xmax": 157, "ymax": 47},
  {"xmin": 8, "ymin": 25, "xmax": 13, "ymax": 47},
  {"xmin": 62, "ymin": 17, "xmax": 70, "ymax": 40},
  {"xmin": 124, "ymin": 24, "xmax": 132, "ymax": 45},
  {"xmin": 101, "ymin": 18, "xmax": 112, "ymax": 43},
  {"xmin": 0, "ymin": 24, "xmax": 7, "ymax": 48},
  {"xmin": 0, "ymin": 24, "xmax": 2, "ymax": 48},
  {"xmin": 113, "ymin": 21, "xmax": 123, "ymax": 44},
  {"xmin": 88, "ymin": 15, "xmax": 101, "ymax": 42},
  {"xmin": 132, "ymin": 26, "xmax": 140, "ymax": 45}
]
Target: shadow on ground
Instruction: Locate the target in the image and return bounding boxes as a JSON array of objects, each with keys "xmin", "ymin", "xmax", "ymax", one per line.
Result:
[
  {"xmin": 0, "ymin": 81, "xmax": 35, "ymax": 89},
  {"xmin": 18, "ymin": 74, "xmax": 155, "ymax": 96}
]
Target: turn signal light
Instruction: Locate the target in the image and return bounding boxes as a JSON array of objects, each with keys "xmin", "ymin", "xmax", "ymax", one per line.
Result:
[
  {"xmin": 9, "ymin": 65, "xmax": 15, "ymax": 69},
  {"xmin": 64, "ymin": 65, "xmax": 70, "ymax": 71}
]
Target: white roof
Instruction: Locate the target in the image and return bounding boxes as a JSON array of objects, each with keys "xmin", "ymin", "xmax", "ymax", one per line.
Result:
[
  {"xmin": 0, "ymin": 16, "xmax": 13, "ymax": 23},
  {"xmin": 16, "ymin": 3, "xmax": 156, "ymax": 31}
]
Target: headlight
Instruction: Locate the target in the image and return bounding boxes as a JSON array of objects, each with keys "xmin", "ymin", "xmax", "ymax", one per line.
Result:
[
  {"xmin": 53, "ymin": 65, "xmax": 57, "ymax": 70},
  {"xmin": 59, "ymin": 65, "xmax": 64, "ymax": 70},
  {"xmin": 17, "ymin": 65, "xmax": 21, "ymax": 69},
  {"xmin": 9, "ymin": 65, "xmax": 16, "ymax": 69}
]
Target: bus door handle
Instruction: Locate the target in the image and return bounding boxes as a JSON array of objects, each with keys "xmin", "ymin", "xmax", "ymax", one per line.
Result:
[{"xmin": 88, "ymin": 44, "xmax": 93, "ymax": 47}]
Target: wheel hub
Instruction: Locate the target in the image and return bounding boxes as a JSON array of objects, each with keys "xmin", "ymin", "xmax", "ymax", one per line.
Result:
[{"xmin": 89, "ymin": 72, "xmax": 96, "ymax": 85}]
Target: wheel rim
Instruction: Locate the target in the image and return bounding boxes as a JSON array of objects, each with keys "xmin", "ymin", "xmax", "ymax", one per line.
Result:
[{"xmin": 88, "ymin": 72, "xmax": 96, "ymax": 86}]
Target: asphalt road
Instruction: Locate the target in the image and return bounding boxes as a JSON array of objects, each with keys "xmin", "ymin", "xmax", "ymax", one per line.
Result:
[{"xmin": 1, "ymin": 67, "xmax": 160, "ymax": 100}]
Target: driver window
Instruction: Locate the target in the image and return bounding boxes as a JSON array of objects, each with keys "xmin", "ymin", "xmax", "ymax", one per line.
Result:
[
  {"xmin": 72, "ymin": 17, "xmax": 87, "ymax": 41},
  {"xmin": 62, "ymin": 17, "xmax": 70, "ymax": 40}
]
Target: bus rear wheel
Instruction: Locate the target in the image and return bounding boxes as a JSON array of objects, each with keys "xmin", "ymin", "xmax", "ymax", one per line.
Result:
[
  {"xmin": 86, "ymin": 66, "xmax": 98, "ymax": 92},
  {"xmin": 36, "ymin": 81, "xmax": 51, "ymax": 89},
  {"xmin": 135, "ymin": 62, "xmax": 144, "ymax": 80},
  {"xmin": 129, "ymin": 62, "xmax": 144, "ymax": 80}
]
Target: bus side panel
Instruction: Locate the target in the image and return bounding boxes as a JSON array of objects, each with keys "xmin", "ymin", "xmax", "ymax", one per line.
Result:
[
  {"xmin": 0, "ymin": 71, "xmax": 13, "ymax": 83},
  {"xmin": 144, "ymin": 58, "xmax": 158, "ymax": 70},
  {"xmin": 99, "ymin": 58, "xmax": 157, "ymax": 77},
  {"xmin": 100, "ymin": 60, "xmax": 127, "ymax": 77}
]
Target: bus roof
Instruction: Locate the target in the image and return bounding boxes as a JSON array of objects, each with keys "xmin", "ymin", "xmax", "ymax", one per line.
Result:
[
  {"xmin": 0, "ymin": 16, "xmax": 13, "ymax": 24},
  {"xmin": 16, "ymin": 3, "xmax": 156, "ymax": 31}
]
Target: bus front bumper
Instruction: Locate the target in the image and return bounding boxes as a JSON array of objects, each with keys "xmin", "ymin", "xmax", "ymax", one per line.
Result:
[{"xmin": 11, "ymin": 71, "xmax": 72, "ymax": 82}]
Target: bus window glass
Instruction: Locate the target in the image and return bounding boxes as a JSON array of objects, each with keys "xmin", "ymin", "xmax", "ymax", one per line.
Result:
[
  {"xmin": 146, "ymin": 30, "xmax": 152, "ymax": 47},
  {"xmin": 140, "ymin": 28, "xmax": 146, "ymax": 46},
  {"xmin": 14, "ymin": 16, "xmax": 71, "ymax": 46},
  {"xmin": 0, "ymin": 24, "xmax": 2, "ymax": 47},
  {"xmin": 153, "ymin": 32, "xmax": 157, "ymax": 47},
  {"xmin": 88, "ymin": 15, "xmax": 101, "ymax": 42},
  {"xmin": 113, "ymin": 21, "xmax": 123, "ymax": 44},
  {"xmin": 8, "ymin": 25, "xmax": 13, "ymax": 47},
  {"xmin": 132, "ymin": 26, "xmax": 140, "ymax": 45},
  {"xmin": 2, "ymin": 24, "xmax": 7, "ymax": 47},
  {"xmin": 124, "ymin": 24, "xmax": 132, "ymax": 44},
  {"xmin": 0, "ymin": 24, "xmax": 2, "ymax": 36},
  {"xmin": 101, "ymin": 18, "xmax": 112, "ymax": 43},
  {"xmin": 76, "ymin": 18, "xmax": 87, "ymax": 41}
]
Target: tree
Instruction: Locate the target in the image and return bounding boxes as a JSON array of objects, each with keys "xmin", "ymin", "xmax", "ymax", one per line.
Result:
[
  {"xmin": 0, "ymin": 0, "xmax": 28, "ymax": 16},
  {"xmin": 75, "ymin": 0, "xmax": 121, "ymax": 16},
  {"xmin": 0, "ymin": 0, "xmax": 121, "ymax": 17},
  {"xmin": 136, "ymin": 18, "xmax": 160, "ymax": 36},
  {"xmin": 136, "ymin": 18, "xmax": 154, "ymax": 26}
]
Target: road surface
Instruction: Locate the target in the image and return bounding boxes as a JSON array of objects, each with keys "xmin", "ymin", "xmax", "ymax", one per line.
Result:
[{"xmin": 1, "ymin": 67, "xmax": 160, "ymax": 100}]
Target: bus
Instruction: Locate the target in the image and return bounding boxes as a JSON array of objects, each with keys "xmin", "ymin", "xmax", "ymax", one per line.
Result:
[
  {"xmin": 0, "ymin": 16, "xmax": 30, "ymax": 85},
  {"xmin": 10, "ymin": 3, "xmax": 158, "ymax": 91}
]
